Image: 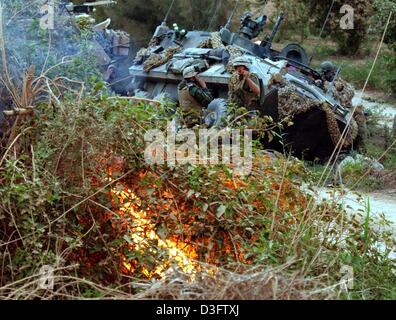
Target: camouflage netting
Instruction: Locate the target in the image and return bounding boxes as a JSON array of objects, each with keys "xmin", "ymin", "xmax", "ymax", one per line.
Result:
[
  {"xmin": 143, "ymin": 46, "xmax": 182, "ymax": 72},
  {"xmin": 135, "ymin": 47, "xmax": 148, "ymax": 62},
  {"xmin": 198, "ymin": 32, "xmax": 243, "ymax": 73},
  {"xmin": 353, "ymin": 105, "xmax": 368, "ymax": 151},
  {"xmin": 272, "ymin": 74, "xmax": 359, "ymax": 149},
  {"xmin": 135, "ymin": 32, "xmax": 243, "ymax": 74},
  {"xmin": 326, "ymin": 78, "xmax": 355, "ymax": 109}
]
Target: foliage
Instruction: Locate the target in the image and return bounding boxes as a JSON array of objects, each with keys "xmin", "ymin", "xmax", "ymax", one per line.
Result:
[
  {"xmin": 342, "ymin": 107, "xmax": 396, "ymax": 191},
  {"xmin": 0, "ymin": 91, "xmax": 395, "ymax": 299},
  {"xmin": 372, "ymin": 0, "xmax": 396, "ymax": 51},
  {"xmin": 371, "ymin": 0, "xmax": 396, "ymax": 93},
  {"xmin": 271, "ymin": 0, "xmax": 310, "ymax": 42},
  {"xmin": 1, "ymin": 1, "xmax": 103, "ymax": 93},
  {"xmin": 300, "ymin": 0, "xmax": 373, "ymax": 55},
  {"xmin": 0, "ymin": 0, "xmax": 395, "ymax": 301},
  {"xmin": 95, "ymin": 0, "xmax": 235, "ymax": 46}
]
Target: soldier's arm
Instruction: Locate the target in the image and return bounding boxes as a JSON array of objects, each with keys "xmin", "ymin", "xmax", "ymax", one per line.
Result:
[
  {"xmin": 195, "ymin": 75, "xmax": 208, "ymax": 89},
  {"xmin": 189, "ymin": 86, "xmax": 213, "ymax": 107},
  {"xmin": 245, "ymin": 74, "xmax": 260, "ymax": 96}
]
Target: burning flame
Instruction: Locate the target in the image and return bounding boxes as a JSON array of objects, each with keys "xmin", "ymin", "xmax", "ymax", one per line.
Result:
[{"xmin": 110, "ymin": 179, "xmax": 200, "ymax": 279}]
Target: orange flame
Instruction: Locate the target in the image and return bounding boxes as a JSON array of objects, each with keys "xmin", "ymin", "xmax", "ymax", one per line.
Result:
[{"xmin": 110, "ymin": 181, "xmax": 200, "ymax": 279}]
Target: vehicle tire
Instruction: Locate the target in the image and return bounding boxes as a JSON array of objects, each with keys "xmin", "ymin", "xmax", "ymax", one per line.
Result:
[{"xmin": 280, "ymin": 43, "xmax": 309, "ymax": 66}]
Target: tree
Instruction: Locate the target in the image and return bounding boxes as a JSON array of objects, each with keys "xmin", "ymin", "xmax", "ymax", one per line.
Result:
[
  {"xmin": 271, "ymin": 0, "xmax": 310, "ymax": 42},
  {"xmin": 371, "ymin": 0, "xmax": 396, "ymax": 94},
  {"xmin": 301, "ymin": 0, "xmax": 373, "ymax": 55},
  {"xmin": 95, "ymin": 0, "xmax": 234, "ymax": 47}
]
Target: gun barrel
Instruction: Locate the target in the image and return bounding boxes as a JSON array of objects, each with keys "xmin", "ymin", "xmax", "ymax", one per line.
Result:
[
  {"xmin": 83, "ymin": 1, "xmax": 117, "ymax": 6},
  {"xmin": 264, "ymin": 12, "xmax": 284, "ymax": 50}
]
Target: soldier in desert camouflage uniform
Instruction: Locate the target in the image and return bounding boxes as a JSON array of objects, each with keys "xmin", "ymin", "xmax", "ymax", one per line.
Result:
[
  {"xmin": 228, "ymin": 57, "xmax": 261, "ymax": 111},
  {"xmin": 178, "ymin": 66, "xmax": 213, "ymax": 127}
]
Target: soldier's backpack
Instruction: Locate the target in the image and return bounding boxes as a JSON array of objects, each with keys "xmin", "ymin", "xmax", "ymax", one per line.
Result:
[{"xmin": 168, "ymin": 58, "xmax": 209, "ymax": 75}]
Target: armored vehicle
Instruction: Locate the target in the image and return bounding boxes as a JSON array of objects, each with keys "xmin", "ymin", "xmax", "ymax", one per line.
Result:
[
  {"xmin": 1, "ymin": 1, "xmax": 364, "ymax": 161},
  {"xmin": 122, "ymin": 7, "xmax": 364, "ymax": 161}
]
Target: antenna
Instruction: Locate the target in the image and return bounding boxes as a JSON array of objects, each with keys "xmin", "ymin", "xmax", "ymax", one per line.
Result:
[
  {"xmin": 225, "ymin": 0, "xmax": 240, "ymax": 29},
  {"xmin": 329, "ymin": 63, "xmax": 343, "ymax": 90},
  {"xmin": 207, "ymin": 0, "xmax": 223, "ymax": 31},
  {"xmin": 263, "ymin": 12, "xmax": 284, "ymax": 50},
  {"xmin": 83, "ymin": 1, "xmax": 117, "ymax": 6},
  {"xmin": 309, "ymin": 0, "xmax": 336, "ymax": 64},
  {"xmin": 163, "ymin": 0, "xmax": 177, "ymax": 26}
]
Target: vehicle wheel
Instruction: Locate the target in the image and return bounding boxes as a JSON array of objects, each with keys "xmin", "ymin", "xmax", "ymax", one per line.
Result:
[
  {"xmin": 280, "ymin": 43, "xmax": 309, "ymax": 66},
  {"xmin": 204, "ymin": 98, "xmax": 228, "ymax": 128}
]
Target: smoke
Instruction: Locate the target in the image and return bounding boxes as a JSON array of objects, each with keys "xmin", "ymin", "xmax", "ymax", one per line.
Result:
[
  {"xmin": 0, "ymin": 1, "xmax": 103, "ymax": 106},
  {"xmin": 0, "ymin": 0, "xmax": 110, "ymax": 136}
]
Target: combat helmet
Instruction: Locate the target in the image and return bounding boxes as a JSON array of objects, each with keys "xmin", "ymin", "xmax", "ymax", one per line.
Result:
[
  {"xmin": 183, "ymin": 66, "xmax": 198, "ymax": 79},
  {"xmin": 320, "ymin": 61, "xmax": 337, "ymax": 73},
  {"xmin": 232, "ymin": 56, "xmax": 252, "ymax": 69}
]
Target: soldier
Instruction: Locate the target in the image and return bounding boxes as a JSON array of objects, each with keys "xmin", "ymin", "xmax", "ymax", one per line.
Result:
[
  {"xmin": 228, "ymin": 57, "xmax": 261, "ymax": 111},
  {"xmin": 178, "ymin": 66, "xmax": 213, "ymax": 127},
  {"xmin": 321, "ymin": 61, "xmax": 355, "ymax": 109},
  {"xmin": 320, "ymin": 61, "xmax": 337, "ymax": 83}
]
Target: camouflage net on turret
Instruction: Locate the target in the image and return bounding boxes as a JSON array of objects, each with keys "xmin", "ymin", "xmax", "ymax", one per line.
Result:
[
  {"xmin": 272, "ymin": 73, "xmax": 358, "ymax": 150},
  {"xmin": 198, "ymin": 32, "xmax": 243, "ymax": 73},
  {"xmin": 143, "ymin": 46, "xmax": 182, "ymax": 72}
]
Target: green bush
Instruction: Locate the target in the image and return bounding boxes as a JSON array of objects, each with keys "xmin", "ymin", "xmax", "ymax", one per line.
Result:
[
  {"xmin": 301, "ymin": 0, "xmax": 373, "ymax": 55},
  {"xmin": 95, "ymin": 0, "xmax": 235, "ymax": 44},
  {"xmin": 1, "ymin": 92, "xmax": 395, "ymax": 299},
  {"xmin": 371, "ymin": 0, "xmax": 396, "ymax": 94}
]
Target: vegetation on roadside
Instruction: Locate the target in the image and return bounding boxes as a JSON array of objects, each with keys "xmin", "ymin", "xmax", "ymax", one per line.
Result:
[
  {"xmin": 1, "ymin": 91, "xmax": 395, "ymax": 299},
  {"xmin": 339, "ymin": 108, "xmax": 396, "ymax": 192},
  {"xmin": 266, "ymin": 0, "xmax": 396, "ymax": 95},
  {"xmin": 0, "ymin": 0, "xmax": 395, "ymax": 301}
]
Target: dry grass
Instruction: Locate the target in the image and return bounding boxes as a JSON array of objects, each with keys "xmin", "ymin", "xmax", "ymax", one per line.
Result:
[
  {"xmin": 132, "ymin": 265, "xmax": 333, "ymax": 300},
  {"xmin": 0, "ymin": 262, "xmax": 334, "ymax": 300}
]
